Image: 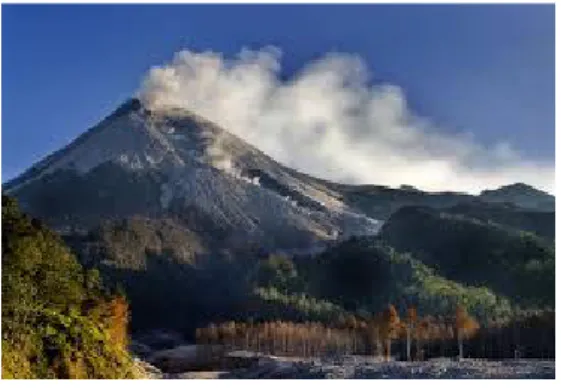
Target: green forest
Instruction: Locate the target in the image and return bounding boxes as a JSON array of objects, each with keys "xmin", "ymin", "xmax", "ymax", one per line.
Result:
[
  {"xmin": 1, "ymin": 196, "xmax": 141, "ymax": 378},
  {"xmin": 1, "ymin": 193, "xmax": 556, "ymax": 378}
]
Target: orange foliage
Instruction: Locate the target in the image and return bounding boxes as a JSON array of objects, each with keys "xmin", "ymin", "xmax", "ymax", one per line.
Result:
[
  {"xmin": 106, "ymin": 295, "xmax": 129, "ymax": 349},
  {"xmin": 456, "ymin": 305, "xmax": 480, "ymax": 339},
  {"xmin": 194, "ymin": 303, "xmax": 488, "ymax": 360},
  {"xmin": 380, "ymin": 304, "xmax": 400, "ymax": 339}
]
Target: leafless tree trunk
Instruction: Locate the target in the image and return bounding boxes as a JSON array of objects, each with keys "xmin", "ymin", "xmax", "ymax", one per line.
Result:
[
  {"xmin": 406, "ymin": 325, "xmax": 412, "ymax": 361},
  {"xmin": 458, "ymin": 329, "xmax": 464, "ymax": 359},
  {"xmin": 385, "ymin": 338, "xmax": 392, "ymax": 361}
]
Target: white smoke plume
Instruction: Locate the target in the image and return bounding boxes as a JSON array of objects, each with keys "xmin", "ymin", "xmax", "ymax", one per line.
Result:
[{"xmin": 138, "ymin": 47, "xmax": 554, "ymax": 195}]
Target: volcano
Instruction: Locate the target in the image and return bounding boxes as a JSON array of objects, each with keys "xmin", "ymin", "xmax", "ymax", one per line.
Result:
[{"xmin": 4, "ymin": 98, "xmax": 381, "ymax": 253}]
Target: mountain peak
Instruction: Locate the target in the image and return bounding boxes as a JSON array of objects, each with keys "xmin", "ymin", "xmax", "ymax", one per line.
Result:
[
  {"xmin": 482, "ymin": 182, "xmax": 552, "ymax": 196},
  {"xmin": 479, "ymin": 182, "xmax": 554, "ymax": 212},
  {"xmin": 5, "ymin": 99, "xmax": 382, "ymax": 251},
  {"xmin": 113, "ymin": 97, "xmax": 143, "ymax": 115}
]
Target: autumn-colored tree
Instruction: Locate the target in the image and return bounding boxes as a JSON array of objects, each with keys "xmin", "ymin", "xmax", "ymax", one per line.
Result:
[
  {"xmin": 196, "ymin": 319, "xmax": 357, "ymax": 358},
  {"xmin": 455, "ymin": 305, "xmax": 479, "ymax": 359},
  {"xmin": 380, "ymin": 304, "xmax": 400, "ymax": 361},
  {"xmin": 415, "ymin": 317, "xmax": 431, "ymax": 360},
  {"xmin": 106, "ymin": 295, "xmax": 129, "ymax": 350},
  {"xmin": 345, "ymin": 315, "xmax": 358, "ymax": 354},
  {"xmin": 405, "ymin": 305, "xmax": 417, "ymax": 361}
]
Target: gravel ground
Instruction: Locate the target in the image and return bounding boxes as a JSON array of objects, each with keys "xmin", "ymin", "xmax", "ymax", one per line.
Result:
[
  {"xmin": 215, "ymin": 357, "xmax": 555, "ymax": 379},
  {"xmin": 134, "ymin": 348, "xmax": 555, "ymax": 379}
]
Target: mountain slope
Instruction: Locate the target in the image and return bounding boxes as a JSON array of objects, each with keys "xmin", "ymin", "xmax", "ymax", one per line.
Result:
[
  {"xmin": 444, "ymin": 201, "xmax": 554, "ymax": 242},
  {"xmin": 480, "ymin": 183, "xmax": 555, "ymax": 212},
  {"xmin": 316, "ymin": 181, "xmax": 554, "ymax": 222},
  {"xmin": 378, "ymin": 206, "xmax": 554, "ymax": 308},
  {"xmin": 5, "ymin": 99, "xmax": 380, "ymax": 253},
  {"xmin": 288, "ymin": 236, "xmax": 513, "ymax": 321}
]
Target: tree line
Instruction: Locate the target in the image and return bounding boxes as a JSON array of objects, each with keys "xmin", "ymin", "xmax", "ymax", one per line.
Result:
[
  {"xmin": 195, "ymin": 303, "xmax": 554, "ymax": 360},
  {"xmin": 195, "ymin": 304, "xmax": 479, "ymax": 360}
]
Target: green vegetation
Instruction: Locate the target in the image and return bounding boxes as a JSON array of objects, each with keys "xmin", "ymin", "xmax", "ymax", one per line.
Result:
[
  {"xmin": 444, "ymin": 201, "xmax": 554, "ymax": 241},
  {"xmin": 479, "ymin": 182, "xmax": 554, "ymax": 212},
  {"xmin": 379, "ymin": 206, "xmax": 554, "ymax": 309},
  {"xmin": 49, "ymin": 201, "xmax": 553, "ymax": 344},
  {"xmin": 253, "ymin": 286, "xmax": 352, "ymax": 323},
  {"xmin": 237, "ymin": 234, "xmax": 516, "ymax": 329},
  {"xmin": 5, "ymin": 186, "xmax": 552, "ymax": 361},
  {"xmin": 68, "ymin": 216, "xmax": 256, "ymax": 335},
  {"xmin": 289, "ymin": 237, "xmax": 513, "ymax": 323},
  {"xmin": 1, "ymin": 195, "xmax": 138, "ymax": 379}
]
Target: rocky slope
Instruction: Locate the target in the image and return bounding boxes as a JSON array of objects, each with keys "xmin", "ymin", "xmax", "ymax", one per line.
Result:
[{"xmin": 5, "ymin": 99, "xmax": 380, "ymax": 253}]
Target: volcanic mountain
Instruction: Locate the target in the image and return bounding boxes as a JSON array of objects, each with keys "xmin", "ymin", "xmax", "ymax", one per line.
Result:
[
  {"xmin": 4, "ymin": 98, "xmax": 555, "ymax": 334},
  {"xmin": 4, "ymin": 98, "xmax": 381, "ymax": 253}
]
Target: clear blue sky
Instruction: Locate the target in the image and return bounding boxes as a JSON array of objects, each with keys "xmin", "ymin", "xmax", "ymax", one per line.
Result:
[{"xmin": 2, "ymin": 4, "xmax": 555, "ymax": 182}]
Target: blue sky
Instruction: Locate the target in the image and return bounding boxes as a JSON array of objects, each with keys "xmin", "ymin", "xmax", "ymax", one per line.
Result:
[{"xmin": 1, "ymin": 4, "xmax": 555, "ymax": 184}]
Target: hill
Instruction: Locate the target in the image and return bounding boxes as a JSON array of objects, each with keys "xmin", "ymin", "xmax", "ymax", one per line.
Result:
[
  {"xmin": 1, "ymin": 196, "xmax": 140, "ymax": 378},
  {"xmin": 378, "ymin": 206, "xmax": 554, "ymax": 308},
  {"xmin": 480, "ymin": 183, "xmax": 554, "ymax": 212}
]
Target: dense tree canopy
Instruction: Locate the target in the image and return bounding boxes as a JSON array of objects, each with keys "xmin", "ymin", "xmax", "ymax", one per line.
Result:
[{"xmin": 2, "ymin": 195, "xmax": 139, "ymax": 379}]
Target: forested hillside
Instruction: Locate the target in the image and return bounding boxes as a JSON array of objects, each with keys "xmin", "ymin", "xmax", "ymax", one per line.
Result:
[
  {"xmin": 378, "ymin": 206, "xmax": 555, "ymax": 309},
  {"xmin": 1, "ymin": 196, "xmax": 140, "ymax": 378},
  {"xmin": 58, "ymin": 203, "xmax": 554, "ymax": 341},
  {"xmin": 2, "ymin": 193, "xmax": 555, "ymax": 369}
]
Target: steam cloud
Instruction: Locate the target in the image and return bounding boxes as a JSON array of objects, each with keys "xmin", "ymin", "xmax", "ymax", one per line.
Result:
[{"xmin": 138, "ymin": 47, "xmax": 554, "ymax": 195}]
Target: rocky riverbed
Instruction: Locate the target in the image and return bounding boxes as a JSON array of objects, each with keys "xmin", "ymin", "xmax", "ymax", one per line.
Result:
[
  {"xmin": 133, "ymin": 347, "xmax": 554, "ymax": 379},
  {"xmin": 130, "ymin": 330, "xmax": 555, "ymax": 379},
  {"xmin": 136, "ymin": 357, "xmax": 555, "ymax": 379}
]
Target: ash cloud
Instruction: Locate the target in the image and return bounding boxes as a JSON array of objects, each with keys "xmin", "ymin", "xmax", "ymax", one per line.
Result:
[{"xmin": 138, "ymin": 47, "xmax": 554, "ymax": 195}]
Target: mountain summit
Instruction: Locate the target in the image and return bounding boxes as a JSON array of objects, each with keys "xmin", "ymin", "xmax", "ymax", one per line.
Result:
[
  {"xmin": 5, "ymin": 98, "xmax": 380, "ymax": 252},
  {"xmin": 480, "ymin": 182, "xmax": 555, "ymax": 212}
]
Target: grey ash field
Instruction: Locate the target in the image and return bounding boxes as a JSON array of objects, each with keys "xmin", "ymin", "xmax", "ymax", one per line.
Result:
[
  {"xmin": 138, "ymin": 353, "xmax": 556, "ymax": 379},
  {"xmin": 200, "ymin": 359, "xmax": 556, "ymax": 379}
]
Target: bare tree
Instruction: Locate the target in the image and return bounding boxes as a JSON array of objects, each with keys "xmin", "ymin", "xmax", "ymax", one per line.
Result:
[
  {"xmin": 381, "ymin": 304, "xmax": 400, "ymax": 361},
  {"xmin": 405, "ymin": 305, "xmax": 417, "ymax": 361},
  {"xmin": 455, "ymin": 305, "xmax": 479, "ymax": 359}
]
